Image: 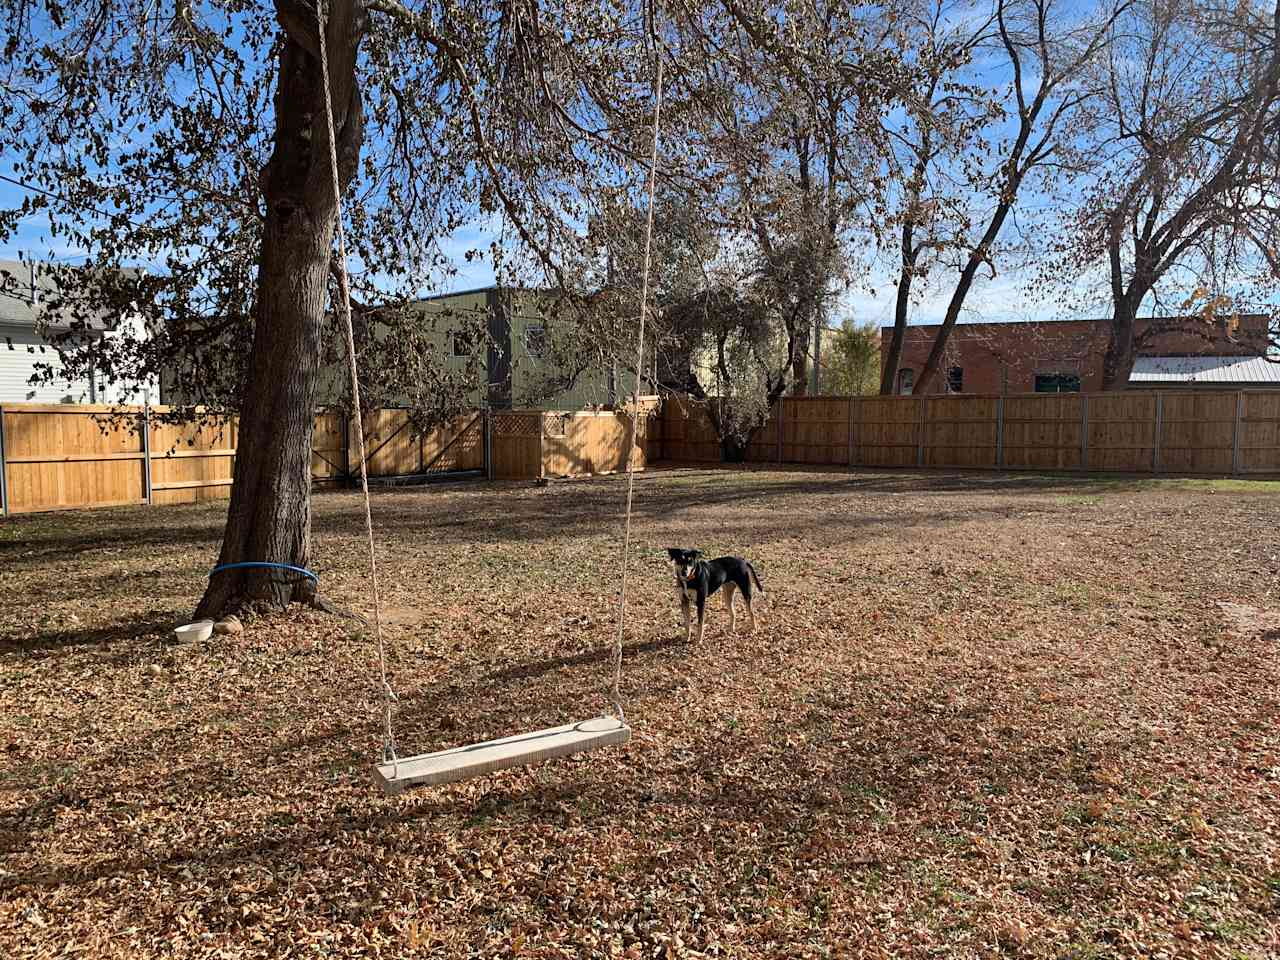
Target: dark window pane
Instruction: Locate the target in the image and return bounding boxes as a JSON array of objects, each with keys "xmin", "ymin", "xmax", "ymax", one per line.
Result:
[{"xmin": 1034, "ymin": 374, "xmax": 1081, "ymax": 393}]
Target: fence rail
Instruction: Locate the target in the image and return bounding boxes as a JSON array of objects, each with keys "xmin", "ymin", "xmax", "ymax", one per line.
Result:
[
  {"xmin": 656, "ymin": 390, "xmax": 1280, "ymax": 476},
  {"xmin": 0, "ymin": 402, "xmax": 657, "ymax": 516}
]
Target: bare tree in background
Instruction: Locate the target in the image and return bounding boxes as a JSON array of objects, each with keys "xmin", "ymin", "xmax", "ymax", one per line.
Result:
[
  {"xmin": 670, "ymin": 0, "xmax": 906, "ymax": 398},
  {"xmin": 1054, "ymin": 0, "xmax": 1280, "ymax": 389},
  {"xmin": 882, "ymin": 0, "xmax": 1132, "ymax": 395},
  {"xmin": 878, "ymin": 0, "xmax": 999, "ymax": 394}
]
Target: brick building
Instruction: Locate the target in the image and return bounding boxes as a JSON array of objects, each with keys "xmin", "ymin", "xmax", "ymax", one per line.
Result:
[{"xmin": 880, "ymin": 315, "xmax": 1271, "ymax": 395}]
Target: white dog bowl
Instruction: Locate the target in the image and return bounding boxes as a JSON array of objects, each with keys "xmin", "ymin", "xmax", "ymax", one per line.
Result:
[{"xmin": 174, "ymin": 619, "xmax": 214, "ymax": 643}]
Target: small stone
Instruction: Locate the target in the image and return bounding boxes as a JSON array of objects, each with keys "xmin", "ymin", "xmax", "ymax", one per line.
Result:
[
  {"xmin": 213, "ymin": 616, "xmax": 244, "ymax": 636},
  {"xmin": 145, "ymin": 664, "xmax": 164, "ymax": 677}
]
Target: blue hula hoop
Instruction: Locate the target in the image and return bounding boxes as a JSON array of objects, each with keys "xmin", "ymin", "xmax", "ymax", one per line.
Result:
[{"xmin": 210, "ymin": 562, "xmax": 319, "ymax": 585}]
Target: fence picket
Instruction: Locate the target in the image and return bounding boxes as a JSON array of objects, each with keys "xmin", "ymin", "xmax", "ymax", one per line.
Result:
[{"xmin": 656, "ymin": 391, "xmax": 1280, "ymax": 479}]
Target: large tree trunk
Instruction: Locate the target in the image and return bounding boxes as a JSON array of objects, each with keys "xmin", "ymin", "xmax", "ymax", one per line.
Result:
[
  {"xmin": 880, "ymin": 232, "xmax": 917, "ymax": 394},
  {"xmin": 880, "ymin": 161, "xmax": 927, "ymax": 396},
  {"xmin": 197, "ymin": 1, "xmax": 365, "ymax": 620},
  {"xmin": 790, "ymin": 351, "xmax": 809, "ymax": 397},
  {"xmin": 1101, "ymin": 296, "xmax": 1140, "ymax": 392},
  {"xmin": 721, "ymin": 437, "xmax": 749, "ymax": 462},
  {"xmin": 915, "ymin": 214, "xmax": 1011, "ymax": 394}
]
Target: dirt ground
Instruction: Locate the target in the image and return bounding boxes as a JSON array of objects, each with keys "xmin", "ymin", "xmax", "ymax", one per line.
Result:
[{"xmin": 1, "ymin": 466, "xmax": 1278, "ymax": 959}]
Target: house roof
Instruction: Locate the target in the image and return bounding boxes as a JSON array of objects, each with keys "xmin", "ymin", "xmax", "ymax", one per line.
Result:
[
  {"xmin": 882, "ymin": 313, "xmax": 1269, "ymax": 332},
  {"xmin": 1129, "ymin": 355, "xmax": 1280, "ymax": 385},
  {"xmin": 0, "ymin": 259, "xmax": 54, "ymax": 327},
  {"xmin": 0, "ymin": 258, "xmax": 133, "ymax": 332}
]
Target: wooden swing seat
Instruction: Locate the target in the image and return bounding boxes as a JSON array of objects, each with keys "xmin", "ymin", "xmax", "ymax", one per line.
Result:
[{"xmin": 373, "ymin": 716, "xmax": 631, "ymax": 794}]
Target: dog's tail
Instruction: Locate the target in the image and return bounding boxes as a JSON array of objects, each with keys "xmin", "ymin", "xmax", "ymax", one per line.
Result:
[{"xmin": 747, "ymin": 561, "xmax": 765, "ymax": 594}]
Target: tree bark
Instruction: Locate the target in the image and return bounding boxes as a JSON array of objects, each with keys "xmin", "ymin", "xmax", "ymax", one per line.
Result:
[
  {"xmin": 880, "ymin": 218, "xmax": 919, "ymax": 394},
  {"xmin": 196, "ymin": 0, "xmax": 365, "ymax": 620},
  {"xmin": 791, "ymin": 354, "xmax": 809, "ymax": 396},
  {"xmin": 1100, "ymin": 296, "xmax": 1140, "ymax": 391},
  {"xmin": 721, "ymin": 437, "xmax": 749, "ymax": 462}
]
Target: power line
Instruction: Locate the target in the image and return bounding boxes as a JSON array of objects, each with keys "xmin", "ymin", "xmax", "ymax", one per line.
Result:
[{"xmin": 0, "ymin": 171, "xmax": 147, "ymax": 232}]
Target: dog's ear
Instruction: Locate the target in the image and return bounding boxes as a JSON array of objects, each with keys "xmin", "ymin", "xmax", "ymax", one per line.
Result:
[{"xmin": 665, "ymin": 547, "xmax": 685, "ymax": 559}]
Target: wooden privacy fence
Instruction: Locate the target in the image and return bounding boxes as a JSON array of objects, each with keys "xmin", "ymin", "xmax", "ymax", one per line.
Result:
[
  {"xmin": 490, "ymin": 409, "xmax": 650, "ymax": 481},
  {"xmin": 0, "ymin": 403, "xmax": 655, "ymax": 515},
  {"xmin": 657, "ymin": 391, "xmax": 1280, "ymax": 476},
  {"xmin": 0, "ymin": 404, "xmax": 242, "ymax": 515}
]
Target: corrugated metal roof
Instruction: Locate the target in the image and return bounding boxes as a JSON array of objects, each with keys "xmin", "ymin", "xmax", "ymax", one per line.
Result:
[{"xmin": 1129, "ymin": 355, "xmax": 1280, "ymax": 384}]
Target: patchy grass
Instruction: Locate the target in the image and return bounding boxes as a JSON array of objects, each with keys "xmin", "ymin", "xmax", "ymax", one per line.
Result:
[
  {"xmin": 1094, "ymin": 475, "xmax": 1280, "ymax": 494},
  {"xmin": 1, "ymin": 466, "xmax": 1278, "ymax": 959}
]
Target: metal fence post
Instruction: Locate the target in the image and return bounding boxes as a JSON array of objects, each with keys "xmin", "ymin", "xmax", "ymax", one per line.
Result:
[
  {"xmin": 1232, "ymin": 391, "xmax": 1244, "ymax": 476},
  {"xmin": 0, "ymin": 405, "xmax": 8, "ymax": 517},
  {"xmin": 776, "ymin": 398, "xmax": 783, "ymax": 463},
  {"xmin": 995, "ymin": 396, "xmax": 1005, "ymax": 469},
  {"xmin": 142, "ymin": 403, "xmax": 153, "ymax": 506},
  {"xmin": 847, "ymin": 397, "xmax": 855, "ymax": 469},
  {"xmin": 1152, "ymin": 392, "xmax": 1163, "ymax": 473},
  {"xmin": 484, "ymin": 408, "xmax": 494, "ymax": 481},
  {"xmin": 916, "ymin": 398, "xmax": 925, "ymax": 467},
  {"xmin": 1080, "ymin": 395, "xmax": 1089, "ymax": 471}
]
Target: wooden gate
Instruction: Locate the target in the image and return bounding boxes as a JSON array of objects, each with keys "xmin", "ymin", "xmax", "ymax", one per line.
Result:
[
  {"xmin": 350, "ymin": 410, "xmax": 487, "ymax": 484},
  {"xmin": 489, "ymin": 411, "xmax": 544, "ymax": 480}
]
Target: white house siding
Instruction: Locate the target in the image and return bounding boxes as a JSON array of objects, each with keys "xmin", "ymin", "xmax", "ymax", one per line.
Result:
[{"xmin": 0, "ymin": 325, "xmax": 89, "ymax": 403}]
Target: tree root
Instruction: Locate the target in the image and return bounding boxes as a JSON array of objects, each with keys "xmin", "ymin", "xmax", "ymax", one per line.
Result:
[{"xmin": 308, "ymin": 594, "xmax": 370, "ymax": 625}]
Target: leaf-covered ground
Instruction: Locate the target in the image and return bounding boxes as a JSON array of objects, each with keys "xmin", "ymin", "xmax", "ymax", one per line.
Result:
[{"xmin": 2, "ymin": 467, "xmax": 1278, "ymax": 959}]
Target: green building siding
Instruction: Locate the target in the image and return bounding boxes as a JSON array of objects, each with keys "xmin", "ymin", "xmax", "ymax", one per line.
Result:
[{"xmin": 398, "ymin": 286, "xmax": 638, "ymax": 411}]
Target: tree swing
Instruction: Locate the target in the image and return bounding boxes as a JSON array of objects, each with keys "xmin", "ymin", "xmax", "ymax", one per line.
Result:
[{"xmin": 314, "ymin": 6, "xmax": 665, "ymax": 793}]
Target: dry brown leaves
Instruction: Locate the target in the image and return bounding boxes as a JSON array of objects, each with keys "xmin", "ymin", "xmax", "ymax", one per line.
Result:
[{"xmin": 1, "ymin": 469, "xmax": 1278, "ymax": 959}]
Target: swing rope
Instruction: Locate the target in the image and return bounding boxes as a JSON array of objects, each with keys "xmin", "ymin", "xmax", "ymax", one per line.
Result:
[
  {"xmin": 314, "ymin": 1, "xmax": 399, "ymax": 775},
  {"xmin": 314, "ymin": 0, "xmax": 662, "ymax": 778},
  {"xmin": 608, "ymin": 53, "xmax": 664, "ymax": 723}
]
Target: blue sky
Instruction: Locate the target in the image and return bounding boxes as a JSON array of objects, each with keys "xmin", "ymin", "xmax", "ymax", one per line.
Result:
[
  {"xmin": 1, "ymin": 0, "xmax": 1262, "ymax": 333},
  {"xmin": 0, "ymin": 0, "xmax": 1101, "ymax": 333},
  {"xmin": 0, "ymin": 173, "xmax": 1074, "ymax": 329}
]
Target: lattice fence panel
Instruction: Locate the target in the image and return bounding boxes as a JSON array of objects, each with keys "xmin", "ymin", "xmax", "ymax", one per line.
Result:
[{"xmin": 491, "ymin": 413, "xmax": 543, "ymax": 437}]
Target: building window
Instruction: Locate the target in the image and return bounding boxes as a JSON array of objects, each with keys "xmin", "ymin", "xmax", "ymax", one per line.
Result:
[
  {"xmin": 897, "ymin": 368, "xmax": 914, "ymax": 395},
  {"xmin": 524, "ymin": 324, "xmax": 547, "ymax": 360},
  {"xmin": 452, "ymin": 329, "xmax": 475, "ymax": 359},
  {"xmin": 947, "ymin": 366, "xmax": 963, "ymax": 393},
  {"xmin": 1034, "ymin": 373, "xmax": 1081, "ymax": 393}
]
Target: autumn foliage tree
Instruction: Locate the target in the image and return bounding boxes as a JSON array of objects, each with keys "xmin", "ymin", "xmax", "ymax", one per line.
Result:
[
  {"xmin": 820, "ymin": 319, "xmax": 881, "ymax": 395},
  {"xmin": 0, "ymin": 0, "xmax": 655, "ymax": 618}
]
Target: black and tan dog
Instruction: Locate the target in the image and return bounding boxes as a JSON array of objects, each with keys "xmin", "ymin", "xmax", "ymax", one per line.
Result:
[{"xmin": 666, "ymin": 547, "xmax": 765, "ymax": 642}]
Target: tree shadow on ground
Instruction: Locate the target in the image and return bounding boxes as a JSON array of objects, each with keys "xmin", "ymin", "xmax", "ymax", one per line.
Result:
[
  {"xmin": 309, "ymin": 472, "xmax": 1083, "ymax": 550},
  {"xmin": 1, "ymin": 614, "xmax": 179, "ymax": 656},
  {"xmin": 0, "ymin": 518, "xmax": 226, "ymax": 567},
  {"xmin": 0, "ymin": 681, "xmax": 1114, "ymax": 897},
  {"xmin": 480, "ymin": 634, "xmax": 690, "ymax": 685}
]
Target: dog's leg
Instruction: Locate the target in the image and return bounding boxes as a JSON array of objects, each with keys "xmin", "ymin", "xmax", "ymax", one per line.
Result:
[
  {"xmin": 695, "ymin": 593, "xmax": 706, "ymax": 643},
  {"xmin": 722, "ymin": 583, "xmax": 737, "ymax": 634},
  {"xmin": 680, "ymin": 590, "xmax": 691, "ymax": 642},
  {"xmin": 744, "ymin": 590, "xmax": 758, "ymax": 633}
]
